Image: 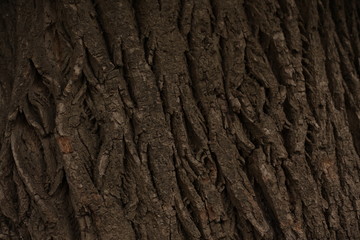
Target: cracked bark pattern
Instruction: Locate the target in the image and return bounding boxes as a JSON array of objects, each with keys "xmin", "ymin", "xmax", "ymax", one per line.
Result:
[{"xmin": 0, "ymin": 0, "xmax": 360, "ymax": 239}]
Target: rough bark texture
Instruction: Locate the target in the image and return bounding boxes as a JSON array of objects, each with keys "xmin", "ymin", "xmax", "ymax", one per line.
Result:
[{"xmin": 1, "ymin": 0, "xmax": 360, "ymax": 239}]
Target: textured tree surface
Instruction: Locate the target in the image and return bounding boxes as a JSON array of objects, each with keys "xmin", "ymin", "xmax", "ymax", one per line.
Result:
[{"xmin": 0, "ymin": 0, "xmax": 360, "ymax": 239}]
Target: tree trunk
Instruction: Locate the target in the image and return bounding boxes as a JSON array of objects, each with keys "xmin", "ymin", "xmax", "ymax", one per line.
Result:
[{"xmin": 1, "ymin": 0, "xmax": 360, "ymax": 239}]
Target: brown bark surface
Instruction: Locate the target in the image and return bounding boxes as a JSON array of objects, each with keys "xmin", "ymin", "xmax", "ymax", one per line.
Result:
[{"xmin": 1, "ymin": 0, "xmax": 360, "ymax": 239}]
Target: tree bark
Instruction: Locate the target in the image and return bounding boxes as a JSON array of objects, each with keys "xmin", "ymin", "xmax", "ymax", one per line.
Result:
[{"xmin": 0, "ymin": 0, "xmax": 360, "ymax": 239}]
